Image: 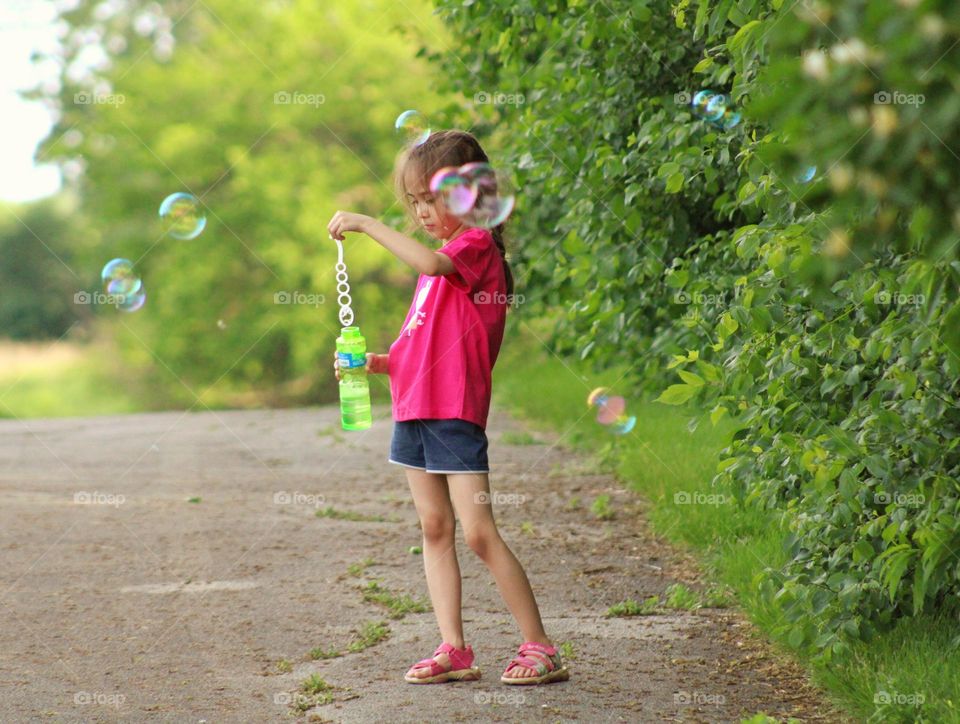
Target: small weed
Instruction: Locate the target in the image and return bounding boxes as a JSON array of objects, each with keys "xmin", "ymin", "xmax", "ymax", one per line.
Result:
[
  {"xmin": 591, "ymin": 494, "xmax": 614, "ymax": 520},
  {"xmin": 309, "ymin": 646, "xmax": 342, "ymax": 660},
  {"xmin": 346, "ymin": 620, "xmax": 391, "ymax": 653},
  {"xmin": 361, "ymin": 581, "xmax": 430, "ymax": 618},
  {"xmin": 296, "ymin": 673, "xmax": 334, "ymax": 708},
  {"xmin": 664, "ymin": 583, "xmax": 701, "ymax": 611},
  {"xmin": 347, "ymin": 557, "xmax": 376, "ymax": 577},
  {"xmin": 606, "ymin": 596, "xmax": 660, "ymax": 617},
  {"xmin": 316, "ymin": 506, "xmax": 393, "ymax": 523},
  {"xmin": 702, "ymin": 583, "xmax": 736, "ymax": 608}
]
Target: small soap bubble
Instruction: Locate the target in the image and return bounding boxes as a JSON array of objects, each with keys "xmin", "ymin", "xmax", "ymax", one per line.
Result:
[
  {"xmin": 796, "ymin": 165, "xmax": 817, "ymax": 183},
  {"xmin": 690, "ymin": 90, "xmax": 742, "ymax": 131},
  {"xmin": 101, "ymin": 258, "xmax": 136, "ymax": 285},
  {"xmin": 100, "ymin": 257, "xmax": 146, "ymax": 313},
  {"xmin": 159, "ymin": 192, "xmax": 206, "ymax": 240},
  {"xmin": 395, "ymin": 110, "xmax": 431, "ymax": 147},
  {"xmin": 117, "ymin": 287, "xmax": 147, "ymax": 313},
  {"xmin": 587, "ymin": 387, "xmax": 636, "ymax": 436}
]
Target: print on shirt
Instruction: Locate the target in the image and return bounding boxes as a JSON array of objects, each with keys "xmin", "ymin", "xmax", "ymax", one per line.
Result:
[{"xmin": 402, "ymin": 277, "xmax": 434, "ymax": 337}]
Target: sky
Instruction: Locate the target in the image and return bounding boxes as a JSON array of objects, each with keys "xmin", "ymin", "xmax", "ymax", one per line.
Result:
[{"xmin": 0, "ymin": 1, "xmax": 63, "ymax": 203}]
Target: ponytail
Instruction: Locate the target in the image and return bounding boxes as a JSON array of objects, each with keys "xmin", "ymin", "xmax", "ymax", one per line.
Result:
[{"xmin": 491, "ymin": 224, "xmax": 514, "ymax": 298}]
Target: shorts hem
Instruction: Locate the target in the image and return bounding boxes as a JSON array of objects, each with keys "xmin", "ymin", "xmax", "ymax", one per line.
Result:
[
  {"xmin": 388, "ymin": 458, "xmax": 427, "ymax": 470},
  {"xmin": 425, "ymin": 468, "xmax": 490, "ymax": 475}
]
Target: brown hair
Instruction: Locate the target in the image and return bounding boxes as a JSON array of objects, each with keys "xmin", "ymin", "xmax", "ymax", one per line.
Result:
[{"xmin": 395, "ymin": 130, "xmax": 514, "ymax": 297}]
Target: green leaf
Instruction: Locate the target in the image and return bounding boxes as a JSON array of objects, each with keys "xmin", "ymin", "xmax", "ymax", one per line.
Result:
[
  {"xmin": 710, "ymin": 405, "xmax": 728, "ymax": 426},
  {"xmin": 655, "ymin": 384, "xmax": 697, "ymax": 405},
  {"xmin": 678, "ymin": 369, "xmax": 705, "ymax": 386},
  {"xmin": 727, "ymin": 19, "xmax": 761, "ymax": 53},
  {"xmin": 665, "ymin": 172, "xmax": 685, "ymax": 194},
  {"xmin": 665, "ymin": 269, "xmax": 689, "ymax": 288},
  {"xmin": 692, "ymin": 56, "xmax": 714, "ymax": 73}
]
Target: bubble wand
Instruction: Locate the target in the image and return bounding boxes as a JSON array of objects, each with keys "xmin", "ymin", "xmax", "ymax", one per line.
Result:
[
  {"xmin": 331, "ymin": 236, "xmax": 372, "ymax": 430},
  {"xmin": 333, "ymin": 236, "xmax": 354, "ymax": 327}
]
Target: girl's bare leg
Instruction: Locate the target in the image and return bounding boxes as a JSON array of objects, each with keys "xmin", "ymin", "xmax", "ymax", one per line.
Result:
[
  {"xmin": 447, "ymin": 472, "xmax": 551, "ymax": 678},
  {"xmin": 404, "ymin": 468, "xmax": 464, "ymax": 677}
]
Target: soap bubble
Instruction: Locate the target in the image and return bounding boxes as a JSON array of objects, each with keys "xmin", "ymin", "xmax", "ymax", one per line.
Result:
[
  {"xmin": 704, "ymin": 94, "xmax": 727, "ymax": 122},
  {"xmin": 691, "ymin": 90, "xmax": 742, "ymax": 130},
  {"xmin": 587, "ymin": 387, "xmax": 636, "ymax": 435},
  {"xmin": 100, "ymin": 258, "xmax": 146, "ymax": 313},
  {"xmin": 692, "ymin": 90, "xmax": 716, "ymax": 117},
  {"xmin": 395, "ymin": 110, "xmax": 430, "ymax": 147},
  {"xmin": 429, "ymin": 166, "xmax": 478, "ymax": 216},
  {"xmin": 101, "ymin": 258, "xmax": 136, "ymax": 286},
  {"xmin": 159, "ymin": 192, "xmax": 206, "ymax": 240},
  {"xmin": 117, "ymin": 288, "xmax": 147, "ymax": 313},
  {"xmin": 106, "ymin": 275, "xmax": 141, "ymax": 296},
  {"xmin": 796, "ymin": 165, "xmax": 817, "ymax": 183},
  {"xmin": 456, "ymin": 162, "xmax": 515, "ymax": 229}
]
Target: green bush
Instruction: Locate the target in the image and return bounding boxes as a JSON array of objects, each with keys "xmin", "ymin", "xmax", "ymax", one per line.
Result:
[{"xmin": 430, "ymin": 0, "xmax": 960, "ymax": 661}]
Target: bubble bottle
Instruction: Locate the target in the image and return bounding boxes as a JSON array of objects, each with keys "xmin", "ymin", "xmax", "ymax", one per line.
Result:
[
  {"xmin": 333, "ymin": 236, "xmax": 372, "ymax": 430},
  {"xmin": 336, "ymin": 326, "xmax": 372, "ymax": 430}
]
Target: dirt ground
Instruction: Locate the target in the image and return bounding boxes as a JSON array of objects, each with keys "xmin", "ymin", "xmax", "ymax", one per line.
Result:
[{"xmin": 0, "ymin": 402, "xmax": 846, "ymax": 722}]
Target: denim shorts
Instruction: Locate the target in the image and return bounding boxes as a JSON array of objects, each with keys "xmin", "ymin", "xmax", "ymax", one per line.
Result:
[{"xmin": 388, "ymin": 418, "xmax": 489, "ymax": 474}]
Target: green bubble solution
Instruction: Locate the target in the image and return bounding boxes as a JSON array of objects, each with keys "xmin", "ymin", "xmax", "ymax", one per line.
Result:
[{"xmin": 336, "ymin": 326, "xmax": 372, "ymax": 430}]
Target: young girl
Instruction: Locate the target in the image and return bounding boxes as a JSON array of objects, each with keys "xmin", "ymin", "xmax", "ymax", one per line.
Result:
[{"xmin": 328, "ymin": 130, "xmax": 569, "ymax": 686}]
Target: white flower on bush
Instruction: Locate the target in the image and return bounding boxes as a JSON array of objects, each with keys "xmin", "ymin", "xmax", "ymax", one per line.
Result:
[
  {"xmin": 802, "ymin": 49, "xmax": 829, "ymax": 81},
  {"xmin": 829, "ymin": 38, "xmax": 869, "ymax": 65}
]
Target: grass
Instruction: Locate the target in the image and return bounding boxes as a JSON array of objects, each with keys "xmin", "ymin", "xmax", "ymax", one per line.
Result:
[
  {"xmin": 606, "ymin": 596, "xmax": 661, "ymax": 617},
  {"xmin": 499, "ymin": 430, "xmax": 544, "ymax": 445},
  {"xmin": 360, "ymin": 581, "xmax": 430, "ymax": 618},
  {"xmin": 294, "ymin": 673, "xmax": 335, "ymax": 710},
  {"xmin": 346, "ymin": 557, "xmax": 377, "ymax": 577},
  {"xmin": 315, "ymin": 506, "xmax": 396, "ymax": 523},
  {"xmin": 345, "ymin": 620, "xmax": 391, "ymax": 653},
  {"xmin": 590, "ymin": 493, "xmax": 615, "ymax": 520},
  {"xmin": 0, "ymin": 340, "xmax": 139, "ymax": 419},
  {"xmin": 494, "ymin": 317, "xmax": 960, "ymax": 723}
]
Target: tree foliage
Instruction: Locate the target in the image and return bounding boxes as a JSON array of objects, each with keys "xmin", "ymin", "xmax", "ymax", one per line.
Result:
[
  {"xmin": 35, "ymin": 0, "xmax": 446, "ymax": 403},
  {"xmin": 429, "ymin": 0, "xmax": 960, "ymax": 660}
]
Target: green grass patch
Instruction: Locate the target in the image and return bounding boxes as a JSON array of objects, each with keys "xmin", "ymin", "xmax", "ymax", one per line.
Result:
[
  {"xmin": 664, "ymin": 583, "xmax": 701, "ymax": 611},
  {"xmin": 494, "ymin": 319, "xmax": 960, "ymax": 721},
  {"xmin": 295, "ymin": 673, "xmax": 335, "ymax": 710},
  {"xmin": 346, "ymin": 620, "xmax": 391, "ymax": 653},
  {"xmin": 316, "ymin": 506, "xmax": 396, "ymax": 523},
  {"xmin": 499, "ymin": 430, "xmax": 544, "ymax": 445},
  {"xmin": 606, "ymin": 596, "xmax": 661, "ymax": 617},
  {"xmin": 0, "ymin": 345, "xmax": 140, "ymax": 419},
  {"xmin": 346, "ymin": 557, "xmax": 377, "ymax": 577},
  {"xmin": 308, "ymin": 646, "xmax": 342, "ymax": 660},
  {"xmin": 360, "ymin": 581, "xmax": 430, "ymax": 618}
]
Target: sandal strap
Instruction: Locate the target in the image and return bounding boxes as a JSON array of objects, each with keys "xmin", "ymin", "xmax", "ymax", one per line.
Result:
[
  {"xmin": 409, "ymin": 642, "xmax": 474, "ymax": 674},
  {"xmin": 504, "ymin": 655, "xmax": 549, "ymax": 676},
  {"xmin": 518, "ymin": 641, "xmax": 558, "ymax": 656}
]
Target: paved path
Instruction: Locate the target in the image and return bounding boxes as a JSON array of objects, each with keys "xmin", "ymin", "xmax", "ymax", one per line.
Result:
[{"xmin": 0, "ymin": 403, "xmax": 840, "ymax": 722}]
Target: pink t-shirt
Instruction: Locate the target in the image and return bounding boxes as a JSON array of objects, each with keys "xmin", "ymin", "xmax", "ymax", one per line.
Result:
[{"xmin": 388, "ymin": 227, "xmax": 507, "ymax": 429}]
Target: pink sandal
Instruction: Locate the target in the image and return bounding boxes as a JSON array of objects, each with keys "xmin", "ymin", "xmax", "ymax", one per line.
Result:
[
  {"xmin": 501, "ymin": 641, "xmax": 570, "ymax": 685},
  {"xmin": 404, "ymin": 642, "xmax": 481, "ymax": 684}
]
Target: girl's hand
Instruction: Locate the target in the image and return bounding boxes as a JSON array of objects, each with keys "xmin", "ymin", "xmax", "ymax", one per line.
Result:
[
  {"xmin": 328, "ymin": 211, "xmax": 375, "ymax": 241},
  {"xmin": 333, "ymin": 351, "xmax": 387, "ymax": 380}
]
